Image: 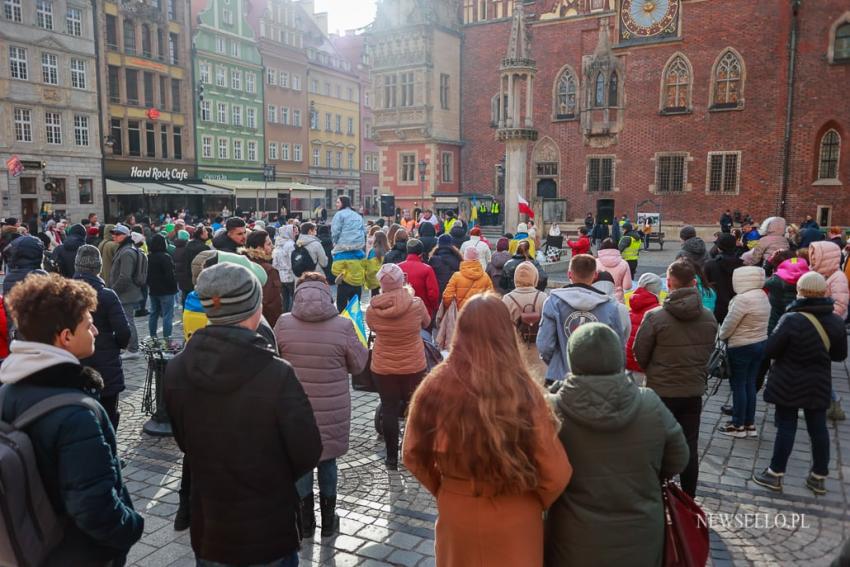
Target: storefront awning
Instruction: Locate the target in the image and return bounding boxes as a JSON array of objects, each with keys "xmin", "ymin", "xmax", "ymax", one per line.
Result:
[
  {"xmin": 204, "ymin": 180, "xmax": 325, "ymax": 192},
  {"xmin": 106, "ymin": 180, "xmax": 235, "ymax": 196}
]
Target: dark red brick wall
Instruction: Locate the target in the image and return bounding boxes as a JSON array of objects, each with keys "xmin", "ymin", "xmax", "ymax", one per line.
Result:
[{"xmin": 460, "ymin": 1, "xmax": 849, "ymax": 225}]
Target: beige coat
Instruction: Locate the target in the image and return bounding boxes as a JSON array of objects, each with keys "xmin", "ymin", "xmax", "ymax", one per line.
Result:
[
  {"xmin": 719, "ymin": 267, "xmax": 770, "ymax": 348},
  {"xmin": 503, "ymin": 288, "xmax": 549, "ymax": 384}
]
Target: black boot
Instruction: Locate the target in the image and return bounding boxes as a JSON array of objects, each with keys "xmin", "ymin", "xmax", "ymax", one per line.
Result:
[
  {"xmin": 319, "ymin": 495, "xmax": 339, "ymax": 538},
  {"xmin": 173, "ymin": 496, "xmax": 190, "ymax": 532},
  {"xmin": 300, "ymin": 494, "xmax": 316, "ymax": 538}
]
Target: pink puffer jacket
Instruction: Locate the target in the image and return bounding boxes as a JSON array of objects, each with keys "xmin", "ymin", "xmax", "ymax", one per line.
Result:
[
  {"xmin": 743, "ymin": 217, "xmax": 789, "ymax": 266},
  {"xmin": 595, "ymin": 249, "xmax": 632, "ymax": 302},
  {"xmin": 809, "ymin": 241, "xmax": 849, "ymax": 317}
]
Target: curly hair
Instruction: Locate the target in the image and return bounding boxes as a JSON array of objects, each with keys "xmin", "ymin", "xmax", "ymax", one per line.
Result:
[
  {"xmin": 406, "ymin": 293, "xmax": 555, "ymax": 496},
  {"xmin": 6, "ymin": 273, "xmax": 97, "ymax": 344}
]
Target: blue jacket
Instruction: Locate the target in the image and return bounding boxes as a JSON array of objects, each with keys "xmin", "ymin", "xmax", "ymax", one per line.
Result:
[
  {"xmin": 330, "ymin": 207, "xmax": 365, "ymax": 252},
  {"xmin": 3, "ymin": 235, "xmax": 46, "ymax": 295},
  {"xmin": 0, "ymin": 358, "xmax": 143, "ymax": 564},
  {"xmin": 536, "ymin": 284, "xmax": 626, "ymax": 381},
  {"xmin": 75, "ymin": 272, "xmax": 131, "ymax": 397}
]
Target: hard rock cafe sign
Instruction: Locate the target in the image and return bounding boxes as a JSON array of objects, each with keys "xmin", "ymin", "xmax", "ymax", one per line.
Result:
[{"xmin": 129, "ymin": 166, "xmax": 189, "ymax": 181}]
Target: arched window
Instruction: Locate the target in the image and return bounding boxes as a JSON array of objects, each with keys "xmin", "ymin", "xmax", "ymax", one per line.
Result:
[
  {"xmin": 712, "ymin": 50, "xmax": 744, "ymax": 109},
  {"xmin": 608, "ymin": 72, "xmax": 618, "ymax": 107},
  {"xmin": 818, "ymin": 130, "xmax": 841, "ymax": 180},
  {"xmin": 593, "ymin": 72, "xmax": 605, "ymax": 107},
  {"xmin": 554, "ymin": 68, "xmax": 577, "ymax": 119},
  {"xmin": 662, "ymin": 55, "xmax": 691, "ymax": 112},
  {"xmin": 836, "ymin": 23, "xmax": 850, "ymax": 61}
]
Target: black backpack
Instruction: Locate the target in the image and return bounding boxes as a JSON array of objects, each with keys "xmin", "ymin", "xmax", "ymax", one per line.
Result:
[
  {"xmin": 290, "ymin": 244, "xmax": 316, "ymax": 277},
  {"xmin": 508, "ymin": 292, "xmax": 542, "ymax": 343}
]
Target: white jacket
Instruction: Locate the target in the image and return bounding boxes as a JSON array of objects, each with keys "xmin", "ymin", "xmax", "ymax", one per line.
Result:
[
  {"xmin": 272, "ymin": 225, "xmax": 296, "ymax": 283},
  {"xmin": 719, "ymin": 266, "xmax": 770, "ymax": 348},
  {"xmin": 460, "ymin": 236, "xmax": 492, "ymax": 270}
]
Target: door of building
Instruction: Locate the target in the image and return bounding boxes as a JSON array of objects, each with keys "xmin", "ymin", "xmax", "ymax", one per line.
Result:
[{"xmin": 21, "ymin": 198, "xmax": 38, "ymax": 226}]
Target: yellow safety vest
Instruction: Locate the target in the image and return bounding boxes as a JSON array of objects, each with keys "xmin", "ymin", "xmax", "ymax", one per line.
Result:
[
  {"xmin": 491, "ymin": 202, "xmax": 500, "ymax": 214},
  {"xmin": 622, "ymin": 235, "xmax": 641, "ymax": 261},
  {"xmin": 445, "ymin": 218, "xmax": 457, "ymax": 232}
]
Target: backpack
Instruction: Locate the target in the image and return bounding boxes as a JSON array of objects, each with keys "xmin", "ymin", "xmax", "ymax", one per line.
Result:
[
  {"xmin": 132, "ymin": 247, "xmax": 148, "ymax": 288},
  {"xmin": 290, "ymin": 244, "xmax": 316, "ymax": 277},
  {"xmin": 0, "ymin": 387, "xmax": 106, "ymax": 567},
  {"xmin": 508, "ymin": 292, "xmax": 542, "ymax": 343}
]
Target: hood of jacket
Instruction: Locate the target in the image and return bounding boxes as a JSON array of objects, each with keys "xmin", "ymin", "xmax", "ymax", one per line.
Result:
[
  {"xmin": 760, "ymin": 216, "xmax": 787, "ymax": 237},
  {"xmin": 276, "ymin": 225, "xmax": 295, "ymax": 244},
  {"xmin": 490, "ymin": 250, "xmax": 511, "ymax": 269},
  {"xmin": 787, "ymin": 296, "xmax": 835, "ymax": 316},
  {"xmin": 776, "ymin": 257, "xmax": 809, "ymax": 285},
  {"xmin": 297, "ymin": 234, "xmax": 320, "ymax": 247},
  {"xmin": 174, "ymin": 238, "xmax": 187, "ymax": 249},
  {"xmin": 808, "ymin": 241, "xmax": 841, "ymax": 277},
  {"xmin": 593, "ymin": 280, "xmax": 616, "ymax": 298},
  {"xmin": 597, "ymin": 248, "xmax": 623, "ymax": 268},
  {"xmin": 291, "ymin": 281, "xmax": 337, "ymax": 322},
  {"xmin": 9, "ymin": 235, "xmax": 44, "ymax": 268},
  {"xmin": 418, "ymin": 222, "xmax": 435, "ymax": 237},
  {"xmin": 180, "ymin": 326, "xmax": 276, "ymax": 393},
  {"xmin": 551, "ymin": 284, "xmax": 611, "ymax": 312},
  {"xmin": 712, "ymin": 252, "xmax": 743, "ymax": 276},
  {"xmin": 368, "ymin": 287, "xmax": 414, "ymax": 318},
  {"xmin": 663, "ymin": 287, "xmax": 705, "ymax": 321},
  {"xmin": 732, "ymin": 266, "xmax": 766, "ymax": 294},
  {"xmin": 242, "ymin": 247, "xmax": 273, "ymax": 263},
  {"xmin": 0, "ymin": 340, "xmax": 80, "ymax": 384},
  {"xmin": 681, "ymin": 237, "xmax": 707, "ymax": 260},
  {"xmin": 630, "ymin": 287, "xmax": 660, "ymax": 314},
  {"xmin": 459, "ymin": 259, "xmax": 485, "ymax": 280},
  {"xmin": 556, "ymin": 372, "xmax": 641, "ymax": 431},
  {"xmin": 449, "ymin": 224, "xmax": 466, "ymax": 239}
]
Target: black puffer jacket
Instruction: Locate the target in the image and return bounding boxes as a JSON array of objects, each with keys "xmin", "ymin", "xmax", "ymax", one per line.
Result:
[
  {"xmin": 212, "ymin": 232, "xmax": 239, "ymax": 253},
  {"xmin": 764, "ymin": 298, "xmax": 847, "ymax": 410},
  {"xmin": 164, "ymin": 325, "xmax": 321, "ymax": 564},
  {"xmin": 449, "ymin": 224, "xmax": 467, "ymax": 248},
  {"xmin": 428, "ymin": 246, "xmax": 461, "ymax": 294},
  {"xmin": 173, "ymin": 238, "xmax": 192, "ymax": 292},
  {"xmin": 76, "ymin": 272, "xmax": 131, "ymax": 396},
  {"xmin": 146, "ymin": 235, "xmax": 178, "ymax": 296},
  {"xmin": 3, "ymin": 235, "xmax": 46, "ymax": 295},
  {"xmin": 52, "ymin": 224, "xmax": 87, "ymax": 277},
  {"xmin": 184, "ymin": 239, "xmax": 210, "ymax": 291},
  {"xmin": 703, "ymin": 252, "xmax": 743, "ymax": 323},
  {"xmin": 383, "ymin": 241, "xmax": 408, "ymax": 265},
  {"xmin": 501, "ymin": 254, "xmax": 548, "ymax": 292},
  {"xmin": 418, "ymin": 222, "xmax": 437, "ymax": 256}
]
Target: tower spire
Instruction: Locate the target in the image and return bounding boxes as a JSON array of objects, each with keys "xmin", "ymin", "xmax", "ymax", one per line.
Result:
[{"xmin": 505, "ymin": 1, "xmax": 532, "ymax": 63}]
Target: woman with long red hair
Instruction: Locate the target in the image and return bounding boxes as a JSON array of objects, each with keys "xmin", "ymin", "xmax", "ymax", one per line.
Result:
[{"xmin": 403, "ymin": 293, "xmax": 572, "ymax": 566}]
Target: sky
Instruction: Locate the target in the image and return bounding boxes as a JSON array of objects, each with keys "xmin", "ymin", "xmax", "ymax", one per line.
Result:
[{"xmin": 315, "ymin": 0, "xmax": 378, "ymax": 35}]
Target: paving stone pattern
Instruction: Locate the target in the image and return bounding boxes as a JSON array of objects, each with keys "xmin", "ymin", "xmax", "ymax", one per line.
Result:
[{"xmin": 119, "ymin": 302, "xmax": 850, "ymax": 566}]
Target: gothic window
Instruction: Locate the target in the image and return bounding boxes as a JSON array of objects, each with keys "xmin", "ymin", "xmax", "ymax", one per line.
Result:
[
  {"xmin": 834, "ymin": 22, "xmax": 850, "ymax": 62},
  {"xmin": 553, "ymin": 67, "xmax": 577, "ymax": 120},
  {"xmin": 593, "ymin": 72, "xmax": 605, "ymax": 107},
  {"xmin": 818, "ymin": 130, "xmax": 840, "ymax": 180},
  {"xmin": 608, "ymin": 72, "xmax": 618, "ymax": 107},
  {"xmin": 711, "ymin": 49, "xmax": 744, "ymax": 110},
  {"xmin": 662, "ymin": 54, "xmax": 691, "ymax": 112}
]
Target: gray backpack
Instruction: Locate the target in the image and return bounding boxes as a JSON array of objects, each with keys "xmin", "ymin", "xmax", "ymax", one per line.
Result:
[{"xmin": 0, "ymin": 387, "xmax": 106, "ymax": 567}]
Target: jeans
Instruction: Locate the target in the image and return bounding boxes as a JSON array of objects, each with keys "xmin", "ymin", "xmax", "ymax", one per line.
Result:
[
  {"xmin": 121, "ymin": 303, "xmax": 139, "ymax": 352},
  {"xmin": 727, "ymin": 340, "xmax": 766, "ymax": 427},
  {"xmin": 336, "ymin": 283, "xmax": 362, "ymax": 313},
  {"xmin": 100, "ymin": 394, "xmax": 120, "ymax": 431},
  {"xmin": 149, "ymin": 294, "xmax": 176, "ymax": 338},
  {"xmin": 196, "ymin": 552, "xmax": 298, "ymax": 567},
  {"xmin": 374, "ymin": 371, "xmax": 425, "ymax": 463},
  {"xmin": 770, "ymin": 405, "xmax": 830, "ymax": 476},
  {"xmin": 281, "ymin": 281, "xmax": 295, "ymax": 314},
  {"xmin": 661, "ymin": 396, "xmax": 702, "ymax": 497},
  {"xmin": 296, "ymin": 458, "xmax": 338, "ymax": 498}
]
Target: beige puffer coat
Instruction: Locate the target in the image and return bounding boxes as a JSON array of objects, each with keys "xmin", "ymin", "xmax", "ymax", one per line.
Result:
[{"xmin": 719, "ymin": 266, "xmax": 770, "ymax": 348}]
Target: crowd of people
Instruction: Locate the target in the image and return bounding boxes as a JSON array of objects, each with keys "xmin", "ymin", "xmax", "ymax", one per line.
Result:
[{"xmin": 0, "ymin": 201, "xmax": 849, "ymax": 567}]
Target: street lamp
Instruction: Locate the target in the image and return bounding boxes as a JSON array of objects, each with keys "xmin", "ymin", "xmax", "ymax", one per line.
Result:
[{"xmin": 418, "ymin": 159, "xmax": 427, "ymax": 213}]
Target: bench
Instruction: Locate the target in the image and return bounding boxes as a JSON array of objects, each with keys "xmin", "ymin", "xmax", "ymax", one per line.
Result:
[{"xmin": 644, "ymin": 231, "xmax": 666, "ymax": 250}]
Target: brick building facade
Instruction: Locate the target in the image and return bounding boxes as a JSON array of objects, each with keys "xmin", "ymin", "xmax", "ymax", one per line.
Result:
[{"xmin": 449, "ymin": 0, "xmax": 850, "ymax": 226}]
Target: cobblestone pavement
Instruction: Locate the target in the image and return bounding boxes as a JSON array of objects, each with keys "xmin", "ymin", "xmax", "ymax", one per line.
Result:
[{"xmin": 118, "ymin": 306, "xmax": 850, "ymax": 566}]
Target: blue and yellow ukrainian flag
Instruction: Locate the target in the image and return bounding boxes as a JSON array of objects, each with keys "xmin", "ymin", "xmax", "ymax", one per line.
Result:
[{"xmin": 340, "ymin": 295, "xmax": 368, "ymax": 347}]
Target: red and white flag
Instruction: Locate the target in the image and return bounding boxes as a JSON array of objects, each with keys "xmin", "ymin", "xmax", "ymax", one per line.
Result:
[{"xmin": 518, "ymin": 193, "xmax": 535, "ymax": 219}]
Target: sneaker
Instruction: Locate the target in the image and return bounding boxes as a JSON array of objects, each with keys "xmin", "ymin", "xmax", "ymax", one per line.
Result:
[
  {"xmin": 746, "ymin": 425, "xmax": 758, "ymax": 438},
  {"xmin": 827, "ymin": 400, "xmax": 846, "ymax": 421},
  {"xmin": 805, "ymin": 473, "xmax": 827, "ymax": 495},
  {"xmin": 721, "ymin": 405, "xmax": 733, "ymax": 416},
  {"xmin": 752, "ymin": 468, "xmax": 783, "ymax": 492},
  {"xmin": 718, "ymin": 422, "xmax": 746, "ymax": 438}
]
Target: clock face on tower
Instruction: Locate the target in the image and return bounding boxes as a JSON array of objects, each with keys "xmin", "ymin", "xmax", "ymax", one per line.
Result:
[{"xmin": 619, "ymin": 0, "xmax": 680, "ymax": 43}]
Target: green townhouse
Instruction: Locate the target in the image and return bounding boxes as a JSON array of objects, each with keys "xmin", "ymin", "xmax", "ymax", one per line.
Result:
[{"xmin": 193, "ymin": 0, "xmax": 264, "ymax": 181}]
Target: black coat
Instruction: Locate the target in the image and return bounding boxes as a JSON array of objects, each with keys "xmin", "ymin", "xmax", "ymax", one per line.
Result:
[
  {"xmin": 318, "ymin": 231, "xmax": 334, "ymax": 280},
  {"xmin": 146, "ymin": 251, "xmax": 178, "ymax": 296},
  {"xmin": 417, "ymin": 222, "xmax": 437, "ymax": 255},
  {"xmin": 52, "ymin": 225, "xmax": 87, "ymax": 278},
  {"xmin": 183, "ymin": 239, "xmax": 210, "ymax": 291},
  {"xmin": 384, "ymin": 242, "xmax": 408, "ymax": 265},
  {"xmin": 501, "ymin": 255, "xmax": 548, "ymax": 292},
  {"xmin": 76, "ymin": 272, "xmax": 131, "ymax": 397},
  {"xmin": 0, "ymin": 362, "xmax": 143, "ymax": 564},
  {"xmin": 173, "ymin": 239, "xmax": 192, "ymax": 292},
  {"xmin": 764, "ymin": 275, "xmax": 798, "ymax": 334},
  {"xmin": 164, "ymin": 326, "xmax": 321, "ymax": 564},
  {"xmin": 764, "ymin": 298, "xmax": 848, "ymax": 410},
  {"xmin": 3, "ymin": 236, "xmax": 46, "ymax": 295},
  {"xmin": 703, "ymin": 252, "xmax": 743, "ymax": 323},
  {"xmin": 212, "ymin": 232, "xmax": 239, "ymax": 253},
  {"xmin": 428, "ymin": 246, "xmax": 461, "ymax": 294}
]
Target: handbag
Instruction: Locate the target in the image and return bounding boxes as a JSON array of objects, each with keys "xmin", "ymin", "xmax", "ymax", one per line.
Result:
[
  {"xmin": 705, "ymin": 339, "xmax": 730, "ymax": 396},
  {"xmin": 351, "ymin": 334, "xmax": 377, "ymax": 393},
  {"xmin": 662, "ymin": 481, "xmax": 709, "ymax": 567}
]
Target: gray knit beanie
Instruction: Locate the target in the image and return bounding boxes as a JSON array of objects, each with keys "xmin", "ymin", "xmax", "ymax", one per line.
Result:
[
  {"xmin": 195, "ymin": 263, "xmax": 262, "ymax": 325},
  {"xmin": 74, "ymin": 244, "xmax": 102, "ymax": 275}
]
